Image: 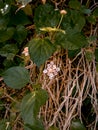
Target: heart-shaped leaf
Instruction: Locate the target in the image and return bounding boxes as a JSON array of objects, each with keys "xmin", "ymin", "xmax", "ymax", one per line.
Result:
[
  {"xmin": 21, "ymin": 89, "xmax": 48, "ymax": 122},
  {"xmin": 21, "ymin": 89, "xmax": 48, "ymax": 129},
  {"xmin": 3, "ymin": 66, "xmax": 30, "ymax": 89},
  {"xmin": 29, "ymin": 38, "xmax": 56, "ymax": 67}
]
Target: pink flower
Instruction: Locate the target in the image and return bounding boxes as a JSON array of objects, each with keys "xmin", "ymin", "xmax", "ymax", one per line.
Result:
[
  {"xmin": 22, "ymin": 47, "xmax": 29, "ymax": 56},
  {"xmin": 43, "ymin": 61, "xmax": 60, "ymax": 79}
]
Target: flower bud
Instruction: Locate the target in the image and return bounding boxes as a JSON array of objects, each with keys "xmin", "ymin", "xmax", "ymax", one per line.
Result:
[{"xmin": 60, "ymin": 10, "xmax": 67, "ymax": 15}]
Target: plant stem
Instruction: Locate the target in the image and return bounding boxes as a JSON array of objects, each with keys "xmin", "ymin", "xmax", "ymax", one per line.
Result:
[{"xmin": 57, "ymin": 15, "xmax": 64, "ymax": 29}]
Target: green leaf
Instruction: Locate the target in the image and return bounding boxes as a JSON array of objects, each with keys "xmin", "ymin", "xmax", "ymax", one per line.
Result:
[
  {"xmin": 24, "ymin": 119, "xmax": 45, "ymax": 130},
  {"xmin": 0, "ymin": 16, "xmax": 9, "ymax": 30},
  {"xmin": 70, "ymin": 10, "xmax": 86, "ymax": 31},
  {"xmin": 34, "ymin": 4, "xmax": 61, "ymax": 31},
  {"xmin": 29, "ymin": 38, "xmax": 56, "ymax": 67},
  {"xmin": 70, "ymin": 120, "xmax": 86, "ymax": 130},
  {"xmin": 93, "ymin": 8, "xmax": 98, "ymax": 17},
  {"xmin": 10, "ymin": 7, "xmax": 31, "ymax": 25},
  {"xmin": 21, "ymin": 89, "xmax": 48, "ymax": 121},
  {"xmin": 69, "ymin": 0, "xmax": 81, "ymax": 10},
  {"xmin": 3, "ymin": 66, "xmax": 30, "ymax": 89},
  {"xmin": 55, "ymin": 31, "xmax": 88, "ymax": 50},
  {"xmin": 14, "ymin": 25, "xmax": 27, "ymax": 45},
  {"xmin": 21, "ymin": 89, "xmax": 48, "ymax": 129},
  {"xmin": 61, "ymin": 9, "xmax": 85, "ymax": 32},
  {"xmin": 87, "ymin": 15, "xmax": 96, "ymax": 25},
  {"xmin": 0, "ymin": 44, "xmax": 18, "ymax": 60},
  {"xmin": 0, "ymin": 27, "xmax": 15, "ymax": 42}
]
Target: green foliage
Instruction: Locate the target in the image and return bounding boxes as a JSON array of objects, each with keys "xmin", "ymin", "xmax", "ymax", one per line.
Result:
[
  {"xmin": 13, "ymin": 25, "xmax": 27, "ymax": 45},
  {"xmin": 21, "ymin": 89, "xmax": 48, "ymax": 130},
  {"xmin": 0, "ymin": 16, "xmax": 9, "ymax": 30},
  {"xmin": 2, "ymin": 66, "xmax": 30, "ymax": 89},
  {"xmin": 61, "ymin": 9, "xmax": 86, "ymax": 32},
  {"xmin": 70, "ymin": 10, "xmax": 86, "ymax": 31},
  {"xmin": 10, "ymin": 8, "xmax": 31, "ymax": 25},
  {"xmin": 29, "ymin": 38, "xmax": 56, "ymax": 67},
  {"xmin": 93, "ymin": 8, "xmax": 98, "ymax": 17},
  {"xmin": 0, "ymin": 0, "xmax": 97, "ymax": 129},
  {"xmin": 34, "ymin": 4, "xmax": 61, "ymax": 31},
  {"xmin": 24, "ymin": 120, "xmax": 44, "ymax": 130},
  {"xmin": 0, "ymin": 3, "xmax": 30, "ymax": 71},
  {"xmin": 69, "ymin": 0, "xmax": 81, "ymax": 10},
  {"xmin": 0, "ymin": 44, "xmax": 18, "ymax": 60},
  {"xmin": 0, "ymin": 27, "xmax": 15, "ymax": 42},
  {"xmin": 55, "ymin": 31, "xmax": 88, "ymax": 50},
  {"xmin": 87, "ymin": 15, "xmax": 96, "ymax": 25}
]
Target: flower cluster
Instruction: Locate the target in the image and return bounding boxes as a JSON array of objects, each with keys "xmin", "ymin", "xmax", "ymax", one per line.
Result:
[
  {"xmin": 43, "ymin": 61, "xmax": 60, "ymax": 79},
  {"xmin": 22, "ymin": 47, "xmax": 29, "ymax": 56}
]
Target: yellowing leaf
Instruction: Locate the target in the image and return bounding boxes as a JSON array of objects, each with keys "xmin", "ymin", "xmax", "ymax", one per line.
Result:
[{"xmin": 40, "ymin": 27, "xmax": 66, "ymax": 34}]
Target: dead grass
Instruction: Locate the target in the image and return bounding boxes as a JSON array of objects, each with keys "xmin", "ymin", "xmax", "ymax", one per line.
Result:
[{"xmin": 39, "ymin": 48, "xmax": 98, "ymax": 130}]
